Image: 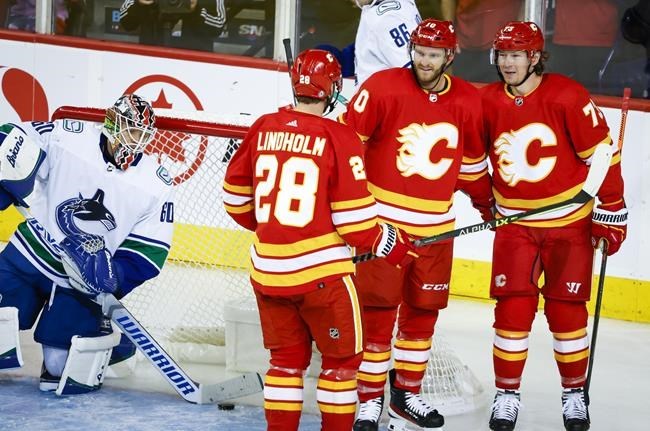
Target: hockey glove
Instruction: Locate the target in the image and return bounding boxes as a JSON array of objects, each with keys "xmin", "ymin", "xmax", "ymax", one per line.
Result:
[
  {"xmin": 591, "ymin": 200, "xmax": 628, "ymax": 256},
  {"xmin": 59, "ymin": 234, "xmax": 118, "ymax": 297},
  {"xmin": 372, "ymin": 223, "xmax": 418, "ymax": 268},
  {"xmin": 0, "ymin": 124, "xmax": 46, "ymax": 207},
  {"xmin": 472, "ymin": 196, "xmax": 496, "ymax": 224}
]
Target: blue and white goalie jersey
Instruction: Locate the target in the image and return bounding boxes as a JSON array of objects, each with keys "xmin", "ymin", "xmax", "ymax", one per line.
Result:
[
  {"xmin": 8, "ymin": 119, "xmax": 174, "ymax": 297},
  {"xmin": 354, "ymin": 0, "xmax": 421, "ymax": 86}
]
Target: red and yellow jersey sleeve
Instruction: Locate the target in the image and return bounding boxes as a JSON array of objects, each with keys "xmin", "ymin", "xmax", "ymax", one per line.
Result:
[
  {"xmin": 445, "ymin": 76, "xmax": 493, "ymax": 208},
  {"xmin": 562, "ymin": 81, "xmax": 624, "ymax": 206},
  {"xmin": 223, "ymin": 118, "xmax": 259, "ymax": 231}
]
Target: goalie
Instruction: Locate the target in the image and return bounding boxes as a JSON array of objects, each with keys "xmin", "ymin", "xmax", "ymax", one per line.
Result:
[{"xmin": 0, "ymin": 94, "xmax": 174, "ymax": 395}]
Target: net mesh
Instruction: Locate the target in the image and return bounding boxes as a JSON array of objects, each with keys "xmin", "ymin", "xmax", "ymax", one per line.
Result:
[{"xmin": 421, "ymin": 335, "xmax": 485, "ymax": 415}]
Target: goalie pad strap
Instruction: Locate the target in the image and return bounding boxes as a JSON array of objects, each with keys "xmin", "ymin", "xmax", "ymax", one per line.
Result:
[
  {"xmin": 0, "ymin": 307, "xmax": 23, "ymax": 370},
  {"xmin": 56, "ymin": 327, "xmax": 121, "ymax": 395}
]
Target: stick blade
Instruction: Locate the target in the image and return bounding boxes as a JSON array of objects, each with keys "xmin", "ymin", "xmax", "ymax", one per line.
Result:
[{"xmin": 198, "ymin": 372, "xmax": 264, "ymax": 404}]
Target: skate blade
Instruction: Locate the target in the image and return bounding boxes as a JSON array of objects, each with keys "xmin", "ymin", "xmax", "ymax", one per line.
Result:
[{"xmin": 387, "ymin": 416, "xmax": 444, "ymax": 431}]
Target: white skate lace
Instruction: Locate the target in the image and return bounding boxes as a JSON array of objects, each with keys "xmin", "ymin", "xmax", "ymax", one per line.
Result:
[
  {"xmin": 492, "ymin": 391, "xmax": 521, "ymax": 422},
  {"xmin": 404, "ymin": 392, "xmax": 436, "ymax": 417},
  {"xmin": 562, "ymin": 389, "xmax": 588, "ymax": 420},
  {"xmin": 357, "ymin": 396, "xmax": 383, "ymax": 422}
]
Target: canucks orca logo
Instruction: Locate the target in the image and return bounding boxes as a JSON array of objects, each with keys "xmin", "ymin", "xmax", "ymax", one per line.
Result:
[{"xmin": 56, "ymin": 189, "xmax": 117, "ymax": 237}]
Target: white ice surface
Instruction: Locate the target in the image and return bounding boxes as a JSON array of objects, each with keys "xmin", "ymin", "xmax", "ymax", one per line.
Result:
[{"xmin": 1, "ymin": 299, "xmax": 649, "ymax": 430}]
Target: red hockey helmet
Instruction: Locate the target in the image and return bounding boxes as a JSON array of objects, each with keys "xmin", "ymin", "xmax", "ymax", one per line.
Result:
[
  {"xmin": 410, "ymin": 19, "xmax": 457, "ymax": 50},
  {"xmin": 493, "ymin": 21, "xmax": 544, "ymax": 54},
  {"xmin": 291, "ymin": 49, "xmax": 342, "ymax": 100}
]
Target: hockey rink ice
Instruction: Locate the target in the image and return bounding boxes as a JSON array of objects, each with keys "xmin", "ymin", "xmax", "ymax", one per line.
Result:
[{"xmin": 1, "ymin": 299, "xmax": 648, "ymax": 430}]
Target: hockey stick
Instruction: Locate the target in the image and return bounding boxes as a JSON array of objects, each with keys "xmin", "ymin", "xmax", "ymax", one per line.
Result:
[
  {"xmin": 584, "ymin": 87, "xmax": 631, "ymax": 406},
  {"xmin": 101, "ymin": 293, "xmax": 263, "ymax": 404},
  {"xmin": 353, "ymin": 139, "xmax": 614, "ymax": 263},
  {"xmin": 584, "ymin": 241, "xmax": 608, "ymax": 406},
  {"xmin": 282, "ymin": 38, "xmax": 297, "ymax": 105},
  {"xmin": 15, "ymin": 207, "xmax": 263, "ymax": 404}
]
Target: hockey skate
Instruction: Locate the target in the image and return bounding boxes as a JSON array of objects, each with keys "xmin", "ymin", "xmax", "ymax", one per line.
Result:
[
  {"xmin": 353, "ymin": 395, "xmax": 384, "ymax": 431},
  {"xmin": 387, "ymin": 369, "xmax": 444, "ymax": 430},
  {"xmin": 489, "ymin": 389, "xmax": 521, "ymax": 431},
  {"xmin": 562, "ymin": 388, "xmax": 590, "ymax": 431}
]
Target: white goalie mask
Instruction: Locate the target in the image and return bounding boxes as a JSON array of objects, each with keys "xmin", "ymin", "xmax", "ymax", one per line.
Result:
[{"xmin": 103, "ymin": 94, "xmax": 157, "ymax": 170}]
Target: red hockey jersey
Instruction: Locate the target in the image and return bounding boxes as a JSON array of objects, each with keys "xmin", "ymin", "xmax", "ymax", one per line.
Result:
[
  {"xmin": 223, "ymin": 106, "xmax": 382, "ymax": 295},
  {"xmin": 340, "ymin": 68, "xmax": 491, "ymax": 238},
  {"xmin": 481, "ymin": 73, "xmax": 624, "ymax": 227}
]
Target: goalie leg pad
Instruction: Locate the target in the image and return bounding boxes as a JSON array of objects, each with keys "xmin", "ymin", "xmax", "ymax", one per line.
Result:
[
  {"xmin": 0, "ymin": 123, "xmax": 46, "ymax": 207},
  {"xmin": 105, "ymin": 333, "xmax": 137, "ymax": 378},
  {"xmin": 54, "ymin": 328, "xmax": 120, "ymax": 395},
  {"xmin": 0, "ymin": 307, "xmax": 23, "ymax": 370}
]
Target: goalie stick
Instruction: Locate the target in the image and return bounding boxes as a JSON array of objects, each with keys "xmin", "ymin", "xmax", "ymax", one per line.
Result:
[
  {"xmin": 15, "ymin": 207, "xmax": 264, "ymax": 404},
  {"xmin": 584, "ymin": 86, "xmax": 631, "ymax": 406},
  {"xmin": 353, "ymin": 140, "xmax": 615, "ymax": 263}
]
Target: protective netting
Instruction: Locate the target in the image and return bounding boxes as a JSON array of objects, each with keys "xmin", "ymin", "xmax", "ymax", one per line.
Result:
[{"xmin": 421, "ymin": 335, "xmax": 485, "ymax": 415}]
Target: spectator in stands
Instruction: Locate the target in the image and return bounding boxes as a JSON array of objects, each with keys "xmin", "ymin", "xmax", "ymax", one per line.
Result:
[
  {"xmin": 59, "ymin": 0, "xmax": 89, "ymax": 36},
  {"xmin": 119, "ymin": 0, "xmax": 227, "ymax": 52},
  {"xmin": 439, "ymin": 0, "xmax": 523, "ymax": 83},
  {"xmin": 5, "ymin": 0, "xmax": 39, "ymax": 32},
  {"xmin": 5, "ymin": 0, "xmax": 87, "ymax": 36},
  {"xmin": 549, "ymin": 0, "xmax": 619, "ymax": 93},
  {"xmin": 621, "ymin": 0, "xmax": 650, "ymax": 97}
]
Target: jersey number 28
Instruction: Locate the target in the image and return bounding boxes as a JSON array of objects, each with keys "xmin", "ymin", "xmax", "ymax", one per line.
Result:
[{"xmin": 255, "ymin": 155, "xmax": 318, "ymax": 228}]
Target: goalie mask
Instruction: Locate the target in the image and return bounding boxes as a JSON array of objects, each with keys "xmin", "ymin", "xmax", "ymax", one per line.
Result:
[
  {"xmin": 103, "ymin": 94, "xmax": 156, "ymax": 170},
  {"xmin": 291, "ymin": 49, "xmax": 343, "ymax": 113}
]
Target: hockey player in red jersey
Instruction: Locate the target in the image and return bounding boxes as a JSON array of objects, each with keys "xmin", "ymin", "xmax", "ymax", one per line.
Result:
[
  {"xmin": 481, "ymin": 22, "xmax": 627, "ymax": 431},
  {"xmin": 223, "ymin": 49, "xmax": 417, "ymax": 431},
  {"xmin": 340, "ymin": 19, "xmax": 494, "ymax": 431}
]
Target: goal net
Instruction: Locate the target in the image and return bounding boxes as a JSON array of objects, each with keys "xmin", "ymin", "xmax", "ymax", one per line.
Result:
[{"xmin": 51, "ymin": 106, "xmax": 484, "ymax": 414}]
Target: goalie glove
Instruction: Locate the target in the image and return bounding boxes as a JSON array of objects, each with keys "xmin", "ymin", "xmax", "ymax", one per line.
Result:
[
  {"xmin": 59, "ymin": 234, "xmax": 118, "ymax": 297},
  {"xmin": 591, "ymin": 200, "xmax": 628, "ymax": 256},
  {"xmin": 372, "ymin": 223, "xmax": 418, "ymax": 268}
]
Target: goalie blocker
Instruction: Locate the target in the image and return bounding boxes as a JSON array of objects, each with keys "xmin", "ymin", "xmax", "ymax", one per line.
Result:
[{"xmin": 0, "ymin": 123, "xmax": 46, "ymax": 208}]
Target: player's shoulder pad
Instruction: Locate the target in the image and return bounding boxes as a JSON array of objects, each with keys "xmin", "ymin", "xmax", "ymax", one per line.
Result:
[
  {"xmin": 449, "ymin": 75, "xmax": 481, "ymax": 95},
  {"xmin": 538, "ymin": 73, "xmax": 592, "ymax": 108}
]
